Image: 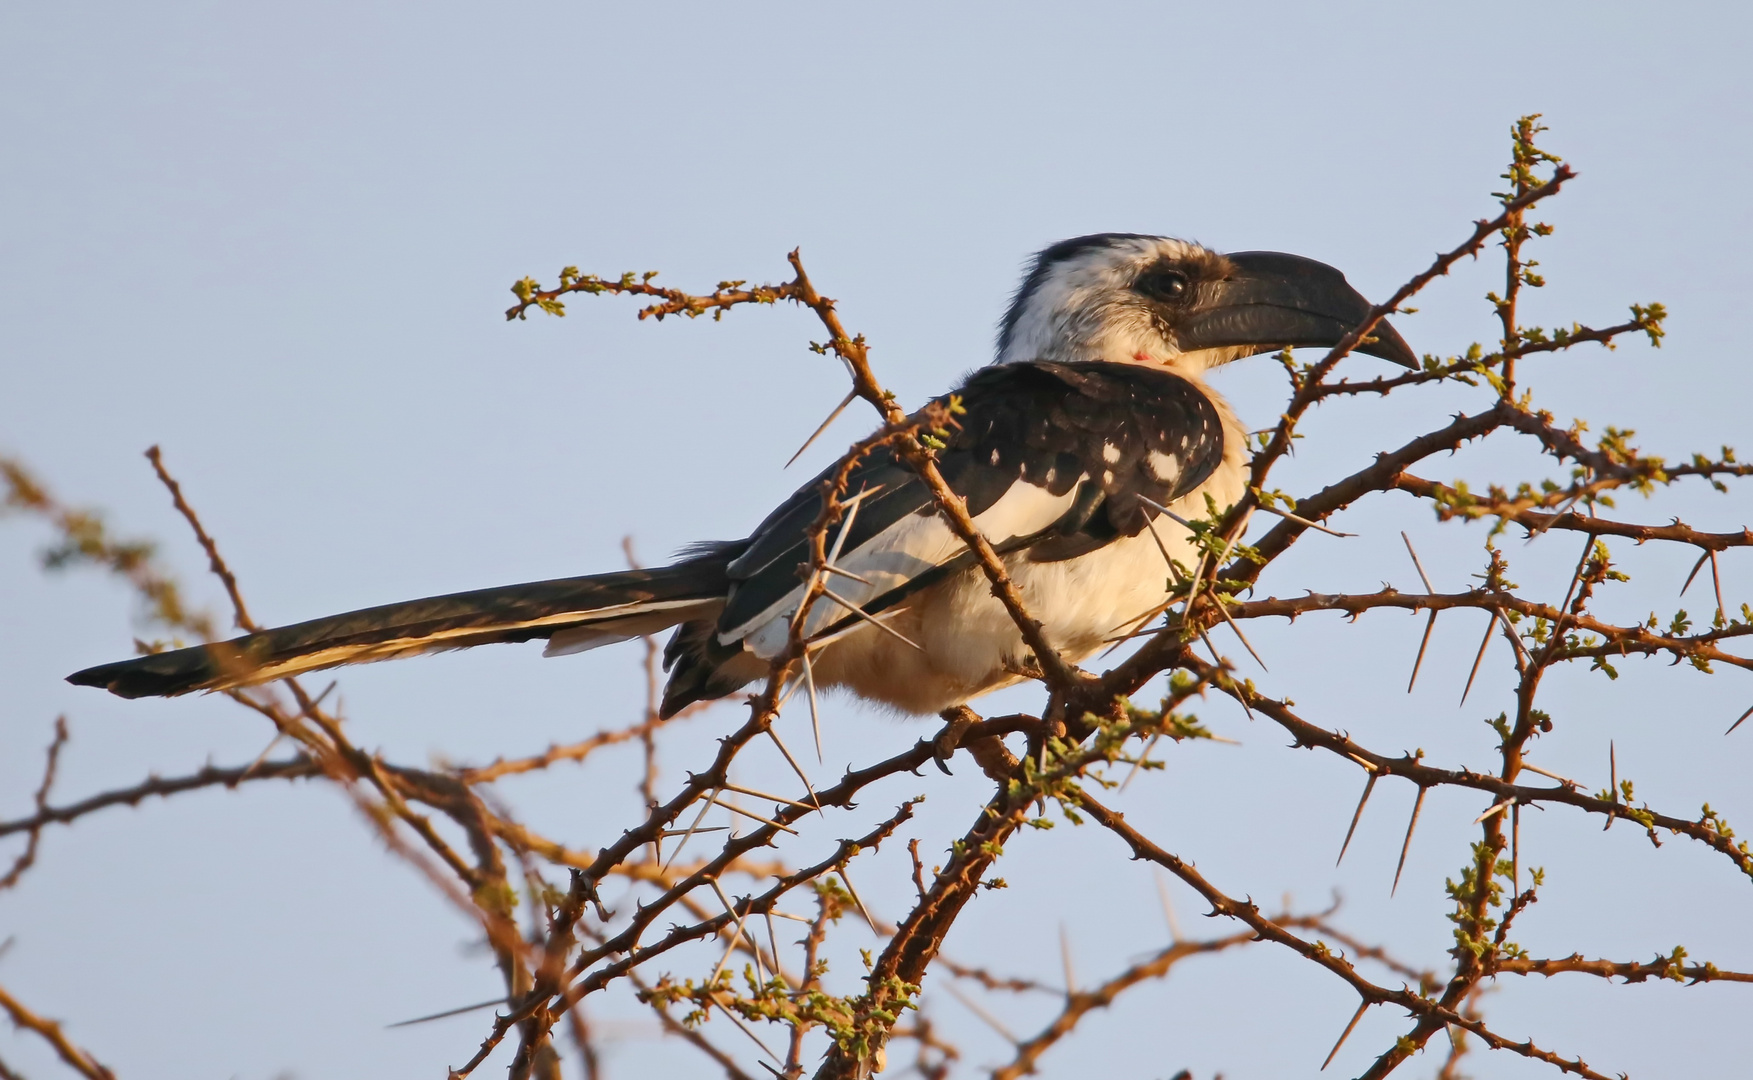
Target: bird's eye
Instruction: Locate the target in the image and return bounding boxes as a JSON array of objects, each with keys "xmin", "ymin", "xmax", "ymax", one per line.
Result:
[{"xmin": 1136, "ymin": 267, "xmax": 1192, "ymax": 303}]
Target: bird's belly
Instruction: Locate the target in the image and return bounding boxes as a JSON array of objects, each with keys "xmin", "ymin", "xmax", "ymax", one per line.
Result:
[{"xmin": 810, "ymin": 475, "xmax": 1237, "ymax": 715}]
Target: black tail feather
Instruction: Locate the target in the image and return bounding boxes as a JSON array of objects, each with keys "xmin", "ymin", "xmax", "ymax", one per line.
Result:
[{"xmin": 68, "ymin": 555, "xmax": 732, "ymax": 699}]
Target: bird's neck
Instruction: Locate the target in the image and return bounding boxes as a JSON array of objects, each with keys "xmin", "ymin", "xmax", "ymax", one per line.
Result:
[{"xmin": 1001, "ymin": 335, "xmax": 1227, "ymax": 378}]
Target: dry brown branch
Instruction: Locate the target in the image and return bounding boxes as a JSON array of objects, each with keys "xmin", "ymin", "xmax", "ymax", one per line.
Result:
[
  {"xmin": 0, "ymin": 982, "xmax": 115, "ymax": 1080},
  {"xmin": 1495, "ymin": 952, "xmax": 1753, "ymax": 984},
  {"xmin": 0, "ymin": 718, "xmax": 68, "ymax": 891},
  {"xmin": 143, "ymin": 445, "xmax": 258, "ymax": 633},
  {"xmin": 455, "ymin": 716, "xmax": 673, "ymax": 785},
  {"xmin": 0, "ymin": 754, "xmax": 317, "ymax": 839},
  {"xmin": 990, "ymin": 915, "xmax": 1333, "ymax": 1080}
]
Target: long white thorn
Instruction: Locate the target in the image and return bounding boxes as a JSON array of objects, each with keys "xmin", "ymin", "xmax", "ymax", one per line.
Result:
[
  {"xmin": 1400, "ymin": 531, "xmax": 1436, "ymax": 593},
  {"xmin": 1254, "ymin": 502, "xmax": 1356, "ymax": 537},
  {"xmin": 764, "ymin": 910, "xmax": 787, "ymax": 988},
  {"xmin": 706, "ymin": 996, "xmax": 785, "ymax": 1064},
  {"xmin": 819, "ymin": 587, "xmax": 923, "ymax": 650},
  {"xmin": 709, "ymin": 878, "xmax": 753, "ymax": 984},
  {"xmin": 1120, "ymin": 732, "xmax": 1163, "ymax": 792},
  {"xmin": 767, "ymin": 911, "xmax": 816, "ymax": 924},
  {"xmin": 764, "ymin": 727, "xmax": 824, "ymax": 816},
  {"xmin": 1142, "ymin": 511, "xmax": 1179, "ymax": 569},
  {"xmin": 709, "ymin": 793, "xmax": 799, "ymax": 834},
  {"xmin": 720, "ymin": 781, "xmax": 818, "ymax": 812},
  {"xmin": 663, "ymin": 787, "xmax": 721, "ymax": 870},
  {"xmin": 826, "ymin": 485, "xmax": 877, "ymax": 567},
  {"xmin": 1472, "ymin": 798, "xmax": 1513, "ymax": 825},
  {"xmin": 1213, "ymin": 594, "xmax": 1268, "ymax": 671},
  {"xmin": 943, "ymin": 982, "xmax": 1019, "ymax": 1044},
  {"xmin": 821, "ymin": 562, "xmax": 874, "ymax": 586},
  {"xmin": 1137, "ymin": 495, "xmax": 1196, "ymax": 531},
  {"xmin": 1059, "ymin": 924, "xmax": 1077, "ymax": 997},
  {"xmin": 1153, "ymin": 870, "xmax": 1183, "ymax": 942},
  {"xmin": 1520, "ymin": 762, "xmax": 1580, "ymax": 788},
  {"xmin": 803, "ymin": 650, "xmax": 824, "ymax": 764},
  {"xmin": 785, "ymin": 389, "xmax": 858, "ymax": 468},
  {"xmin": 837, "ymin": 868, "xmax": 880, "ymax": 933}
]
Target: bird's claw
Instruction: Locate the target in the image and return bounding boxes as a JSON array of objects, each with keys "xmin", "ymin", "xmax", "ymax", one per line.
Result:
[{"xmin": 932, "ymin": 706, "xmax": 981, "ymax": 776}]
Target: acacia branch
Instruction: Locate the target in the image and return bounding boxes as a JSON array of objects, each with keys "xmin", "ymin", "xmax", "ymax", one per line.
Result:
[
  {"xmin": 0, "ymin": 755, "xmax": 317, "ymax": 840},
  {"xmin": 1496, "ymin": 952, "xmax": 1753, "ymax": 985},
  {"xmin": 0, "ymin": 983, "xmax": 115, "ymax": 1080},
  {"xmin": 991, "ymin": 916, "xmax": 1333, "ymax": 1080},
  {"xmin": 0, "ymin": 718, "xmax": 68, "ymax": 891}
]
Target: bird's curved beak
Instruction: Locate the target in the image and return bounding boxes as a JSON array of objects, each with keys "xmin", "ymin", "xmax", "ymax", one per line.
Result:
[{"xmin": 1173, "ymin": 250, "xmax": 1418, "ymax": 369}]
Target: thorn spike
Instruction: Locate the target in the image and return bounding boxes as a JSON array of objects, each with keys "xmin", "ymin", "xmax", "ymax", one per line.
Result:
[
  {"xmin": 1120, "ymin": 733, "xmax": 1163, "ymax": 792},
  {"xmin": 1400, "ymin": 532, "xmax": 1436, "ymax": 593},
  {"xmin": 1321, "ymin": 999, "xmax": 1372, "ymax": 1071},
  {"xmin": 785, "ymin": 389, "xmax": 857, "ymax": 468},
  {"xmin": 708, "ymin": 878, "xmax": 751, "ymax": 984},
  {"xmin": 720, "ymin": 781, "xmax": 817, "ymax": 811},
  {"xmin": 663, "ymin": 787, "xmax": 720, "ymax": 870},
  {"xmin": 709, "ymin": 793, "xmax": 800, "ymax": 834},
  {"xmin": 1256, "ymin": 502, "xmax": 1356, "ymax": 537},
  {"xmin": 1710, "ymin": 549, "xmax": 1727, "ymax": 625},
  {"xmin": 764, "ymin": 728, "xmax": 824, "ymax": 817},
  {"xmin": 1726, "ymin": 703, "xmax": 1753, "ymax": 736},
  {"xmin": 1059, "ymin": 924, "xmax": 1077, "ymax": 996},
  {"xmin": 1214, "ymin": 595, "xmax": 1269, "ymax": 671},
  {"xmin": 1512, "ymin": 802, "xmax": 1521, "ymax": 893},
  {"xmin": 1392, "ymin": 786, "xmax": 1428, "ymax": 896},
  {"xmin": 803, "ymin": 651, "xmax": 824, "ymax": 765},
  {"xmin": 1460, "ymin": 610, "xmax": 1500, "ymax": 706},
  {"xmin": 837, "ymin": 868, "xmax": 879, "ymax": 933},
  {"xmin": 1407, "ymin": 609, "xmax": 1438, "ymax": 692},
  {"xmin": 1154, "ymin": 870, "xmax": 1183, "ymax": 941},
  {"xmin": 1471, "ymin": 798, "xmax": 1512, "ymax": 825},
  {"xmin": 1680, "ymin": 550, "xmax": 1710, "ymax": 596},
  {"xmin": 820, "ymin": 587, "xmax": 924, "ymax": 650},
  {"xmin": 1336, "ymin": 773, "xmax": 1379, "ymax": 867},
  {"xmin": 825, "ymin": 484, "xmax": 874, "ymax": 567}
]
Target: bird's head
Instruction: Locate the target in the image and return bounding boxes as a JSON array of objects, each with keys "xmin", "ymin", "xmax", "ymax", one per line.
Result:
[{"xmin": 995, "ymin": 233, "xmax": 1417, "ymax": 374}]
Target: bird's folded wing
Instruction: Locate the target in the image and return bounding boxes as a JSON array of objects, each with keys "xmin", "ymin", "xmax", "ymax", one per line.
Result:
[{"xmin": 717, "ymin": 360, "xmax": 1227, "ymax": 649}]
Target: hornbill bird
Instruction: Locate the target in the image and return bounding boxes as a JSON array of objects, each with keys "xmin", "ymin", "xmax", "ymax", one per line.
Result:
[{"xmin": 68, "ymin": 234, "xmax": 1415, "ymax": 716}]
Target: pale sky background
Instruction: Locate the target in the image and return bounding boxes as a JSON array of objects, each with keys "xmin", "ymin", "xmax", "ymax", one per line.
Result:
[{"xmin": 3, "ymin": 3, "xmax": 1751, "ymax": 1078}]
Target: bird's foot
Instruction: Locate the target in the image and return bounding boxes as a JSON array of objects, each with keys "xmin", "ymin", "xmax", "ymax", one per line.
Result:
[{"xmin": 932, "ymin": 706, "xmax": 981, "ymax": 774}]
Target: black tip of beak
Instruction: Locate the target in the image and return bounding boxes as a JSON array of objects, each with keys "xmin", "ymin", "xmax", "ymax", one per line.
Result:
[
  {"xmin": 1365, "ymin": 318, "xmax": 1419, "ymax": 370},
  {"xmin": 1176, "ymin": 251, "xmax": 1419, "ymax": 369}
]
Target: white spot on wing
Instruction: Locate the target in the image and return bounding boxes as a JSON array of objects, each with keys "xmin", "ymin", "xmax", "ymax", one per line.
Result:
[{"xmin": 1148, "ymin": 451, "xmax": 1181, "ymax": 483}]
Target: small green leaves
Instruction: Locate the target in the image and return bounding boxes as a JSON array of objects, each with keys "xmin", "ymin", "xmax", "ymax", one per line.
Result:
[
  {"xmin": 1486, "ymin": 713, "xmax": 1512, "ymax": 740},
  {"xmin": 1631, "ymin": 302, "xmax": 1668, "ymax": 347}
]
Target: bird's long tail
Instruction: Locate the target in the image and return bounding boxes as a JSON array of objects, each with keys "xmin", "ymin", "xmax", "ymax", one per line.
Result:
[{"xmin": 67, "ymin": 553, "xmax": 732, "ymax": 699}]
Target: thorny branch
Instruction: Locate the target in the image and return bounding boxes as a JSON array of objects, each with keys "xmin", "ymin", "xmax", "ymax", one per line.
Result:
[{"xmin": 0, "ymin": 982, "xmax": 115, "ymax": 1080}]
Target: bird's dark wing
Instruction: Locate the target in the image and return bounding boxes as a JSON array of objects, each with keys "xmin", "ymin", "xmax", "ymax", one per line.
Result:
[{"xmin": 716, "ymin": 361, "xmax": 1227, "ymax": 645}]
